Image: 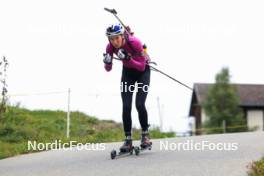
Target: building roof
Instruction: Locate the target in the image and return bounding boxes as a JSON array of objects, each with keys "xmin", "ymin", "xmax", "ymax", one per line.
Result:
[{"xmin": 193, "ymin": 83, "xmax": 264, "ymax": 107}]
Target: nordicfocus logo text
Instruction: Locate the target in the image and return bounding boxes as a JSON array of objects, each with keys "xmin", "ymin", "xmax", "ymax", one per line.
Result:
[
  {"xmin": 28, "ymin": 140, "xmax": 106, "ymax": 151},
  {"xmin": 120, "ymin": 82, "xmax": 150, "ymax": 93},
  {"xmin": 160, "ymin": 140, "xmax": 238, "ymax": 151}
]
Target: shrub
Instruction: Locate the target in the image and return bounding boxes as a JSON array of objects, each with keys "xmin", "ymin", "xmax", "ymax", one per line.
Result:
[{"xmin": 248, "ymin": 157, "xmax": 264, "ymax": 176}]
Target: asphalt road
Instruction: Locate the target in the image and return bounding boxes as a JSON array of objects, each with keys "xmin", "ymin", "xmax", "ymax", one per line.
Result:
[{"xmin": 0, "ymin": 132, "xmax": 264, "ymax": 176}]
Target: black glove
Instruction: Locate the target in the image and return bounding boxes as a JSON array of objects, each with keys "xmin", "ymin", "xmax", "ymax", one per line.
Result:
[
  {"xmin": 103, "ymin": 53, "xmax": 112, "ymax": 64},
  {"xmin": 117, "ymin": 49, "xmax": 131, "ymax": 61}
]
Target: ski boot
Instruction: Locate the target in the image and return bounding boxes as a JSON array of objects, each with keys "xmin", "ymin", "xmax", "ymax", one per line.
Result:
[
  {"xmin": 111, "ymin": 136, "xmax": 134, "ymax": 159},
  {"xmin": 134, "ymin": 131, "xmax": 152, "ymax": 156},
  {"xmin": 140, "ymin": 131, "xmax": 152, "ymax": 149},
  {"xmin": 120, "ymin": 136, "xmax": 133, "ymax": 153}
]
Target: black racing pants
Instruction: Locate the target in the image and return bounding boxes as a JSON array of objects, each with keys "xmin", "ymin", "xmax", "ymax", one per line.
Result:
[{"xmin": 120, "ymin": 65, "xmax": 150, "ymax": 136}]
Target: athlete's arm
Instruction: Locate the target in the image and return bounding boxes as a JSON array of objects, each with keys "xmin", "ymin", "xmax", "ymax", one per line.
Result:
[
  {"xmin": 104, "ymin": 43, "xmax": 114, "ymax": 72},
  {"xmin": 124, "ymin": 37, "xmax": 146, "ymax": 72}
]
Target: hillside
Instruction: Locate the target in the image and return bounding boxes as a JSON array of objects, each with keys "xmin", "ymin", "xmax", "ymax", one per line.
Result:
[{"xmin": 0, "ymin": 105, "xmax": 175, "ymax": 159}]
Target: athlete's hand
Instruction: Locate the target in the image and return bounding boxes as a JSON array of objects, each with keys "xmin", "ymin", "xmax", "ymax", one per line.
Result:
[
  {"xmin": 117, "ymin": 49, "xmax": 131, "ymax": 61},
  {"xmin": 103, "ymin": 53, "xmax": 112, "ymax": 65}
]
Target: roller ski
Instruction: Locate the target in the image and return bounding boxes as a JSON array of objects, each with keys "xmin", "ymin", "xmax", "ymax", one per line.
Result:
[
  {"xmin": 110, "ymin": 137, "xmax": 134, "ymax": 159},
  {"xmin": 134, "ymin": 131, "xmax": 152, "ymax": 156}
]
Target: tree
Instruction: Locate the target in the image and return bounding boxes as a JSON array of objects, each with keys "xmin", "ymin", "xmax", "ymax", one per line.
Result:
[
  {"xmin": 0, "ymin": 56, "xmax": 9, "ymax": 120},
  {"xmin": 202, "ymin": 67, "xmax": 246, "ymax": 133}
]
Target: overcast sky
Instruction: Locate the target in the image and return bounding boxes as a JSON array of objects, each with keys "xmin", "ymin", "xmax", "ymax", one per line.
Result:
[{"xmin": 0, "ymin": 0, "xmax": 263, "ymax": 132}]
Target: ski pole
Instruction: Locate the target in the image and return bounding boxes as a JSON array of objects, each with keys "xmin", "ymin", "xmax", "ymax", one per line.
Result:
[
  {"xmin": 104, "ymin": 7, "xmax": 131, "ymax": 35},
  {"xmin": 112, "ymin": 57, "xmax": 193, "ymax": 91},
  {"xmin": 149, "ymin": 65, "xmax": 193, "ymax": 91}
]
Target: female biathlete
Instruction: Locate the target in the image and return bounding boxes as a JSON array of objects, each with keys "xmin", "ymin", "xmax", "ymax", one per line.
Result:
[{"xmin": 103, "ymin": 24, "xmax": 152, "ymax": 152}]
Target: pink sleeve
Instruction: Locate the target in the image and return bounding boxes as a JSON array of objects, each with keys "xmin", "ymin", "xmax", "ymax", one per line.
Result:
[
  {"xmin": 124, "ymin": 37, "xmax": 146, "ymax": 72},
  {"xmin": 104, "ymin": 43, "xmax": 114, "ymax": 72},
  {"xmin": 126, "ymin": 58, "xmax": 145, "ymax": 72}
]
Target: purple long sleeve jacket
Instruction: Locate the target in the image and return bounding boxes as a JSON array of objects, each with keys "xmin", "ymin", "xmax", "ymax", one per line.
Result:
[{"xmin": 104, "ymin": 35, "xmax": 147, "ymax": 72}]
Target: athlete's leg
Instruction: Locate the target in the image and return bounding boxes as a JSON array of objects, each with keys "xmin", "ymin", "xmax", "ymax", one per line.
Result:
[
  {"xmin": 121, "ymin": 68, "xmax": 136, "ymax": 136},
  {"xmin": 135, "ymin": 66, "xmax": 150, "ymax": 131}
]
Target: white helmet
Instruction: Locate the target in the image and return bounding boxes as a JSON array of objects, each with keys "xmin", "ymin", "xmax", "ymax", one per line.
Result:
[{"xmin": 106, "ymin": 24, "xmax": 125, "ymax": 37}]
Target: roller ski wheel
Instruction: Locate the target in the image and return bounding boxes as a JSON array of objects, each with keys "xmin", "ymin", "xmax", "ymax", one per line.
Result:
[
  {"xmin": 110, "ymin": 146, "xmax": 134, "ymax": 160},
  {"xmin": 110, "ymin": 150, "xmax": 117, "ymax": 159},
  {"xmin": 134, "ymin": 146, "xmax": 140, "ymax": 156},
  {"xmin": 134, "ymin": 143, "xmax": 152, "ymax": 156}
]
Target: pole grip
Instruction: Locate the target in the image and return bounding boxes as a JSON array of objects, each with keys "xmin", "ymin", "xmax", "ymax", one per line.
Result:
[{"xmin": 104, "ymin": 8, "xmax": 117, "ymax": 15}]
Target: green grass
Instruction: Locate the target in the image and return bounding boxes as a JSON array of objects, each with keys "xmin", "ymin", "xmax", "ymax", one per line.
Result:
[
  {"xmin": 0, "ymin": 105, "xmax": 175, "ymax": 159},
  {"xmin": 247, "ymin": 157, "xmax": 264, "ymax": 176}
]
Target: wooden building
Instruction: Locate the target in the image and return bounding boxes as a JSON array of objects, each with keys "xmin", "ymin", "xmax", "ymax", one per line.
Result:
[{"xmin": 189, "ymin": 83, "xmax": 264, "ymax": 135}]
